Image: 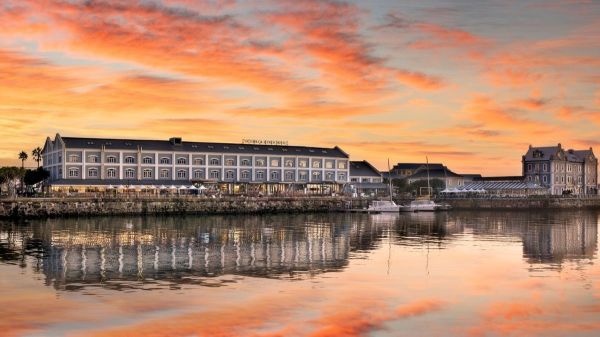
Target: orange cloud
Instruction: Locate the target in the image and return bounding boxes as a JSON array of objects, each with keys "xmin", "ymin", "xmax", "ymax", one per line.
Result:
[{"xmin": 396, "ymin": 69, "xmax": 445, "ymax": 90}]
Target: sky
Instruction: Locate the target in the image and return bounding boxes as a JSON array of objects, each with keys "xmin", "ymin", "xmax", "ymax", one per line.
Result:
[{"xmin": 0, "ymin": 0, "xmax": 599, "ymax": 175}]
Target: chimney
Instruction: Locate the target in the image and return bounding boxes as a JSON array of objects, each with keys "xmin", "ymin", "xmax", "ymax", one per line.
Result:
[
  {"xmin": 169, "ymin": 137, "xmax": 182, "ymax": 146},
  {"xmin": 558, "ymin": 143, "xmax": 562, "ymax": 149}
]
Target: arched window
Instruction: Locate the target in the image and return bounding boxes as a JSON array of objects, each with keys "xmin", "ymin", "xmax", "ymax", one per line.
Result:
[
  {"xmin": 88, "ymin": 168, "xmax": 98, "ymax": 177},
  {"xmin": 256, "ymin": 171, "xmax": 264, "ymax": 179},
  {"xmin": 270, "ymin": 159, "xmax": 280, "ymax": 167},
  {"xmin": 285, "ymin": 171, "xmax": 294, "ymax": 180},
  {"xmin": 194, "ymin": 170, "xmax": 204, "ymax": 179},
  {"xmin": 160, "ymin": 169, "xmax": 169, "ymax": 178},
  {"xmin": 68, "ymin": 168, "xmax": 79, "ymax": 177},
  {"xmin": 326, "ymin": 172, "xmax": 334, "ymax": 180},
  {"xmin": 160, "ymin": 157, "xmax": 170, "ymax": 164},
  {"xmin": 312, "ymin": 171, "xmax": 321, "ymax": 180},
  {"xmin": 241, "ymin": 170, "xmax": 250, "ymax": 179},
  {"xmin": 125, "ymin": 168, "xmax": 135, "ymax": 178},
  {"xmin": 256, "ymin": 159, "xmax": 265, "ymax": 166},
  {"xmin": 107, "ymin": 168, "xmax": 116, "ymax": 178},
  {"xmin": 338, "ymin": 173, "xmax": 346, "ymax": 181},
  {"xmin": 143, "ymin": 156, "xmax": 153, "ymax": 164},
  {"xmin": 210, "ymin": 170, "xmax": 219, "ymax": 179},
  {"xmin": 225, "ymin": 170, "xmax": 235, "ymax": 179},
  {"xmin": 68, "ymin": 154, "xmax": 80, "ymax": 163},
  {"xmin": 177, "ymin": 157, "xmax": 187, "ymax": 165},
  {"xmin": 88, "ymin": 155, "xmax": 99, "ymax": 163},
  {"xmin": 106, "ymin": 156, "xmax": 117, "ymax": 163},
  {"xmin": 225, "ymin": 159, "xmax": 234, "ymax": 166},
  {"xmin": 270, "ymin": 171, "xmax": 279, "ymax": 180},
  {"xmin": 312, "ymin": 160, "xmax": 321, "ymax": 168},
  {"xmin": 177, "ymin": 169, "xmax": 187, "ymax": 179},
  {"xmin": 299, "ymin": 172, "xmax": 308, "ymax": 181},
  {"xmin": 241, "ymin": 159, "xmax": 250, "ymax": 166},
  {"xmin": 210, "ymin": 158, "xmax": 220, "ymax": 165},
  {"xmin": 125, "ymin": 156, "xmax": 135, "ymax": 164},
  {"xmin": 193, "ymin": 158, "xmax": 204, "ymax": 165},
  {"xmin": 285, "ymin": 160, "xmax": 294, "ymax": 167},
  {"xmin": 298, "ymin": 160, "xmax": 308, "ymax": 168},
  {"xmin": 143, "ymin": 169, "xmax": 152, "ymax": 178}
]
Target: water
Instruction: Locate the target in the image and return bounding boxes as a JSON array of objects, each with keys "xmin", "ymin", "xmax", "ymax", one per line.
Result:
[{"xmin": 1, "ymin": 211, "xmax": 599, "ymax": 337}]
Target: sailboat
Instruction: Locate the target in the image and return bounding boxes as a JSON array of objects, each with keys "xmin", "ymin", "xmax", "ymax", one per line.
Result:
[
  {"xmin": 399, "ymin": 156, "xmax": 452, "ymax": 212},
  {"xmin": 367, "ymin": 159, "xmax": 400, "ymax": 212}
]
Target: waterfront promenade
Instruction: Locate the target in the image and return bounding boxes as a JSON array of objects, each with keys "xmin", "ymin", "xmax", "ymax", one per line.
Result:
[{"xmin": 3, "ymin": 194, "xmax": 600, "ymax": 218}]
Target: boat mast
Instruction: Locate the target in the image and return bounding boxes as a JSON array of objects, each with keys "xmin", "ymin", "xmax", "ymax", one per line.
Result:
[
  {"xmin": 426, "ymin": 156, "xmax": 431, "ymax": 197},
  {"xmin": 387, "ymin": 158, "xmax": 393, "ymax": 202}
]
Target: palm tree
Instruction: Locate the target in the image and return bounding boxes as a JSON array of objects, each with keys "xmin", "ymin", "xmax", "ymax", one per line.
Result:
[
  {"xmin": 18, "ymin": 151, "xmax": 28, "ymax": 169},
  {"xmin": 32, "ymin": 147, "xmax": 42, "ymax": 168}
]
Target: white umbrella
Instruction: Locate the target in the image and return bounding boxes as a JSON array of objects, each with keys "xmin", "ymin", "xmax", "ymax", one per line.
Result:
[
  {"xmin": 139, "ymin": 185, "xmax": 146, "ymax": 189},
  {"xmin": 169, "ymin": 185, "xmax": 177, "ymax": 189},
  {"xmin": 159, "ymin": 185, "xmax": 167, "ymax": 189},
  {"xmin": 188, "ymin": 185, "xmax": 198, "ymax": 190},
  {"xmin": 117, "ymin": 185, "xmax": 125, "ymax": 189},
  {"xmin": 147, "ymin": 185, "xmax": 156, "ymax": 189},
  {"xmin": 199, "ymin": 185, "xmax": 207, "ymax": 190},
  {"xmin": 107, "ymin": 184, "xmax": 114, "ymax": 189},
  {"xmin": 179, "ymin": 185, "xmax": 188, "ymax": 189}
]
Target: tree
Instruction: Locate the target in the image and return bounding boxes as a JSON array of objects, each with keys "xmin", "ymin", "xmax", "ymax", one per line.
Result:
[
  {"xmin": 24, "ymin": 168, "xmax": 50, "ymax": 186},
  {"xmin": 32, "ymin": 147, "xmax": 42, "ymax": 168},
  {"xmin": 18, "ymin": 151, "xmax": 28, "ymax": 169},
  {"xmin": 0, "ymin": 167, "xmax": 25, "ymax": 197},
  {"xmin": 408, "ymin": 178, "xmax": 446, "ymax": 196}
]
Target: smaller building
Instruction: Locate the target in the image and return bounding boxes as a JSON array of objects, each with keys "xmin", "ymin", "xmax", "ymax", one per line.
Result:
[
  {"xmin": 442, "ymin": 180, "xmax": 547, "ymax": 197},
  {"xmin": 349, "ymin": 160, "xmax": 387, "ymax": 196}
]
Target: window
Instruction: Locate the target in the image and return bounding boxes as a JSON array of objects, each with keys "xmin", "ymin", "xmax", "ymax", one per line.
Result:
[
  {"xmin": 194, "ymin": 158, "xmax": 204, "ymax": 165},
  {"xmin": 143, "ymin": 169, "xmax": 152, "ymax": 178},
  {"xmin": 160, "ymin": 157, "xmax": 170, "ymax": 164},
  {"xmin": 256, "ymin": 171, "xmax": 264, "ymax": 179},
  {"xmin": 241, "ymin": 170, "xmax": 250, "ymax": 179},
  {"xmin": 543, "ymin": 175, "xmax": 547, "ymax": 183},
  {"xmin": 88, "ymin": 155, "xmax": 99, "ymax": 163},
  {"xmin": 68, "ymin": 155, "xmax": 80, "ymax": 163},
  {"xmin": 543, "ymin": 163, "xmax": 547, "ymax": 172},
  {"xmin": 225, "ymin": 170, "xmax": 235, "ymax": 179},
  {"xmin": 312, "ymin": 171, "xmax": 321, "ymax": 179},
  {"xmin": 107, "ymin": 168, "xmax": 116, "ymax": 178},
  {"xmin": 285, "ymin": 160, "xmax": 294, "ymax": 167},
  {"xmin": 256, "ymin": 159, "xmax": 265, "ymax": 166},
  {"xmin": 143, "ymin": 156, "xmax": 153, "ymax": 164},
  {"xmin": 210, "ymin": 158, "xmax": 220, "ymax": 165},
  {"xmin": 58, "ymin": 155, "xmax": 62, "ymax": 163},
  {"xmin": 194, "ymin": 170, "xmax": 204, "ymax": 179},
  {"xmin": 68, "ymin": 168, "xmax": 79, "ymax": 177},
  {"xmin": 241, "ymin": 159, "xmax": 251, "ymax": 166},
  {"xmin": 106, "ymin": 156, "xmax": 117, "ymax": 163},
  {"xmin": 338, "ymin": 161, "xmax": 346, "ymax": 169},
  {"xmin": 338, "ymin": 173, "xmax": 346, "ymax": 180},
  {"xmin": 285, "ymin": 171, "xmax": 294, "ymax": 180},
  {"xmin": 270, "ymin": 159, "xmax": 280, "ymax": 167},
  {"xmin": 177, "ymin": 169, "xmax": 187, "ymax": 179},
  {"xmin": 210, "ymin": 170, "xmax": 219, "ymax": 179},
  {"xmin": 88, "ymin": 168, "xmax": 98, "ymax": 177},
  {"xmin": 325, "ymin": 162, "xmax": 333, "ymax": 169},
  {"xmin": 578, "ymin": 176, "xmax": 582, "ymax": 184},
  {"xmin": 312, "ymin": 160, "xmax": 321, "ymax": 168},
  {"xmin": 177, "ymin": 157, "xmax": 187, "ymax": 165},
  {"xmin": 125, "ymin": 168, "xmax": 135, "ymax": 178},
  {"xmin": 299, "ymin": 172, "xmax": 308, "ymax": 181},
  {"xmin": 125, "ymin": 156, "xmax": 135, "ymax": 164},
  {"xmin": 326, "ymin": 172, "xmax": 334, "ymax": 180},
  {"xmin": 271, "ymin": 171, "xmax": 279, "ymax": 180},
  {"xmin": 225, "ymin": 159, "xmax": 235, "ymax": 166},
  {"xmin": 160, "ymin": 169, "xmax": 169, "ymax": 178},
  {"xmin": 298, "ymin": 160, "xmax": 307, "ymax": 168},
  {"xmin": 527, "ymin": 164, "xmax": 532, "ymax": 172}
]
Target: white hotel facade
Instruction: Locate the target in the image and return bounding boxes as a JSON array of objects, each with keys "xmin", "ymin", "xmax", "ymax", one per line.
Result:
[{"xmin": 42, "ymin": 134, "xmax": 350, "ymax": 194}]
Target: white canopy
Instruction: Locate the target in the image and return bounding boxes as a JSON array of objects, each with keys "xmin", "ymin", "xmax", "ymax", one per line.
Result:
[
  {"xmin": 117, "ymin": 185, "xmax": 125, "ymax": 189},
  {"xmin": 188, "ymin": 185, "xmax": 198, "ymax": 190},
  {"xmin": 159, "ymin": 185, "xmax": 167, "ymax": 189},
  {"xmin": 198, "ymin": 185, "xmax": 208, "ymax": 190},
  {"xmin": 179, "ymin": 185, "xmax": 188, "ymax": 189}
]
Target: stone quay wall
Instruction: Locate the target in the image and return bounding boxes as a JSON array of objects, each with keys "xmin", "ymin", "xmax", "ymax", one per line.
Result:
[
  {"xmin": 0, "ymin": 197, "xmax": 370, "ymax": 219},
  {"xmin": 438, "ymin": 197, "xmax": 600, "ymax": 210}
]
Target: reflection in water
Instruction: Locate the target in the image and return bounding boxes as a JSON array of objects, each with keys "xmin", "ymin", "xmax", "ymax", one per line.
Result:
[{"xmin": 0, "ymin": 211, "xmax": 597, "ymax": 290}]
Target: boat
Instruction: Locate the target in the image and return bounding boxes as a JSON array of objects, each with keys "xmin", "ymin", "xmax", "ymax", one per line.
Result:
[
  {"xmin": 399, "ymin": 199, "xmax": 451, "ymax": 212},
  {"xmin": 366, "ymin": 158, "xmax": 400, "ymax": 212},
  {"xmin": 368, "ymin": 200, "xmax": 400, "ymax": 212}
]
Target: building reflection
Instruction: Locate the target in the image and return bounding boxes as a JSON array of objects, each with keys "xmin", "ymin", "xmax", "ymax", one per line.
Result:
[{"xmin": 0, "ymin": 214, "xmax": 387, "ymax": 290}]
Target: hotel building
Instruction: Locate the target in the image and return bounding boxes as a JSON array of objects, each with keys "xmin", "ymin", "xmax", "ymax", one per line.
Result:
[
  {"xmin": 522, "ymin": 144, "xmax": 598, "ymax": 195},
  {"xmin": 42, "ymin": 134, "xmax": 350, "ymax": 194}
]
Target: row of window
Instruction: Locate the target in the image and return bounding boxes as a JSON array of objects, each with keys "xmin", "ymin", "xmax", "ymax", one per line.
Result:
[
  {"xmin": 66, "ymin": 154, "xmax": 347, "ymax": 168},
  {"xmin": 67, "ymin": 168, "xmax": 347, "ymax": 180},
  {"xmin": 526, "ymin": 162, "xmax": 586, "ymax": 173}
]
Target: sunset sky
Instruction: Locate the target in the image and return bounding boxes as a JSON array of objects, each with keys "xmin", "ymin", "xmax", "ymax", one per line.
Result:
[{"xmin": 1, "ymin": 0, "xmax": 599, "ymax": 175}]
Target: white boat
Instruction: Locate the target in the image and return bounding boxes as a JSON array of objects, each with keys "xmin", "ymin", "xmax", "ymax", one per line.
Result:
[
  {"xmin": 368, "ymin": 200, "xmax": 401, "ymax": 212},
  {"xmin": 399, "ymin": 199, "xmax": 452, "ymax": 212}
]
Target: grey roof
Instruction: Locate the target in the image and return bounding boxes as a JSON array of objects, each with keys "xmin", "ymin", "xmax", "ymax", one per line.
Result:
[
  {"xmin": 523, "ymin": 145, "xmax": 561, "ymax": 161},
  {"xmin": 407, "ymin": 166, "xmax": 462, "ymax": 179},
  {"xmin": 58, "ymin": 136, "xmax": 349, "ymax": 158},
  {"xmin": 392, "ymin": 163, "xmax": 444, "ymax": 170},
  {"xmin": 349, "ymin": 161, "xmax": 381, "ymax": 177},
  {"xmin": 456, "ymin": 181, "xmax": 547, "ymax": 191}
]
